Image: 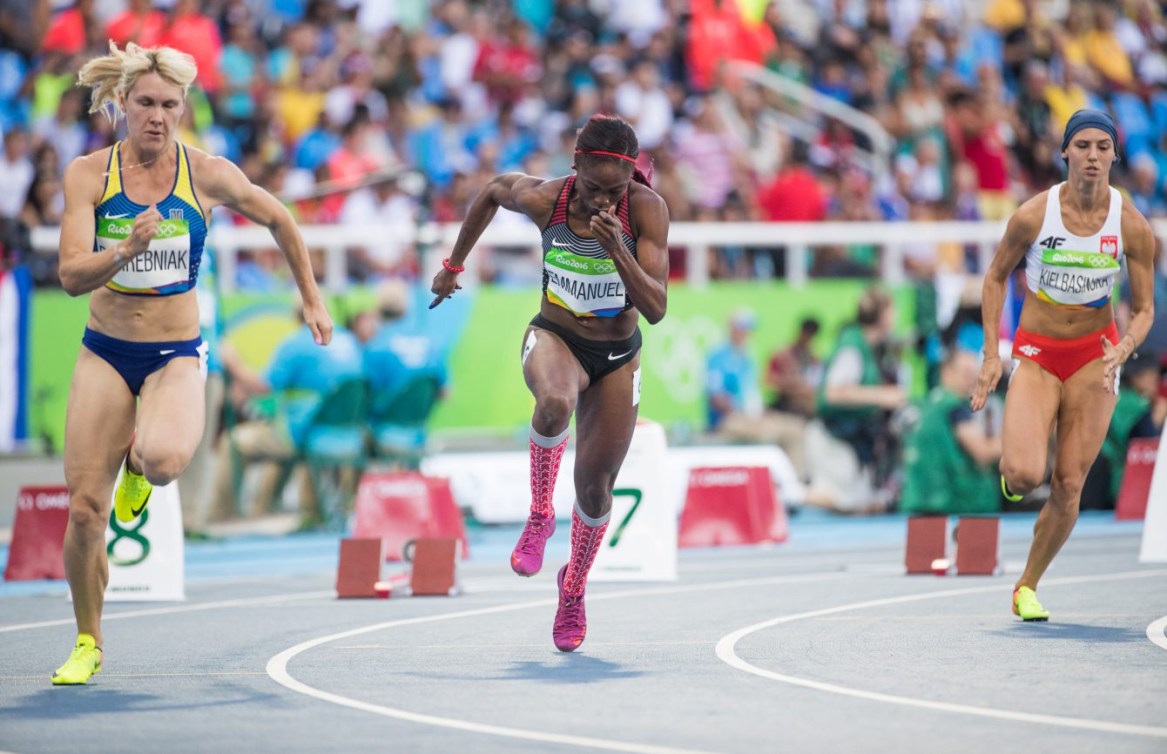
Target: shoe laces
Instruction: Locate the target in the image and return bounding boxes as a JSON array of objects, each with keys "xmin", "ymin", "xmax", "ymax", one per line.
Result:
[
  {"xmin": 516, "ymin": 518, "xmax": 551, "ymax": 554},
  {"xmin": 557, "ymin": 593, "xmax": 584, "ymax": 630}
]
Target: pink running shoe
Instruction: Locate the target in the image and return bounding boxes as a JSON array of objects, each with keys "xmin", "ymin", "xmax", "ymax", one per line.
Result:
[
  {"xmin": 511, "ymin": 514, "xmax": 556, "ymax": 576},
  {"xmin": 553, "ymin": 565, "xmax": 586, "ymax": 652}
]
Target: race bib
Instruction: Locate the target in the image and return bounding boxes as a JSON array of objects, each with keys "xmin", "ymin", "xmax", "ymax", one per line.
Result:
[
  {"xmin": 544, "ymin": 248, "xmax": 626, "ymax": 318},
  {"xmin": 97, "ymin": 216, "xmax": 191, "ymax": 292},
  {"xmin": 1035, "ymin": 249, "xmax": 1120, "ymax": 308}
]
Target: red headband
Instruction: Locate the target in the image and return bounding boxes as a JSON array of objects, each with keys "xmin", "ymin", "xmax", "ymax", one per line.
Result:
[{"xmin": 574, "ymin": 149, "xmax": 637, "ymax": 164}]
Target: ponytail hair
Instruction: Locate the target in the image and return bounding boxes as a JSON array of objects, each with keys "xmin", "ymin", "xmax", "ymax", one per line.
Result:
[
  {"xmin": 575, "ymin": 113, "xmax": 653, "ymax": 187},
  {"xmin": 77, "ymin": 41, "xmax": 198, "ymax": 123}
]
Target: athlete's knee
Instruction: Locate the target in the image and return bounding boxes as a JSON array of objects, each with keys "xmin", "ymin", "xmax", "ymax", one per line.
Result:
[
  {"xmin": 1050, "ymin": 467, "xmax": 1087, "ymax": 503},
  {"xmin": 999, "ymin": 459, "xmax": 1043, "ymax": 496},
  {"xmin": 137, "ymin": 446, "xmax": 189, "ymax": 486},
  {"xmin": 68, "ymin": 491, "xmax": 109, "ymax": 533},
  {"xmin": 575, "ymin": 476, "xmax": 614, "ymax": 518},
  {"xmin": 533, "ymin": 393, "xmax": 576, "ymax": 433}
]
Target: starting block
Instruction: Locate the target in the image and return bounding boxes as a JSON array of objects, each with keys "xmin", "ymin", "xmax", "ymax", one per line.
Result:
[
  {"xmin": 954, "ymin": 516, "xmax": 1000, "ymax": 576},
  {"xmin": 336, "ymin": 538, "xmax": 384, "ymax": 598},
  {"xmin": 408, "ymin": 538, "xmax": 460, "ymax": 596},
  {"xmin": 336, "ymin": 536, "xmax": 460, "ymax": 598},
  {"xmin": 905, "ymin": 516, "xmax": 948, "ymax": 574},
  {"xmin": 4, "ymin": 486, "xmax": 70, "ymax": 581}
]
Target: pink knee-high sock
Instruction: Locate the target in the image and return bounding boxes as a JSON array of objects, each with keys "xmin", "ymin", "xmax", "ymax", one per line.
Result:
[
  {"xmin": 562, "ymin": 503, "xmax": 610, "ymax": 596},
  {"xmin": 529, "ymin": 425, "xmax": 568, "ymax": 519}
]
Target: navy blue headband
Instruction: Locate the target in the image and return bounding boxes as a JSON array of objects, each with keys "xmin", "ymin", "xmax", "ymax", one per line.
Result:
[{"xmin": 1061, "ymin": 109, "xmax": 1120, "ymax": 157}]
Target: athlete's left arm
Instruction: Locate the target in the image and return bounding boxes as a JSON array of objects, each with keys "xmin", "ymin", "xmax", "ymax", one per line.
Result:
[
  {"xmin": 197, "ymin": 154, "xmax": 333, "ymax": 346},
  {"xmin": 592, "ymin": 188, "xmax": 670, "ymax": 324},
  {"xmin": 1119, "ymin": 204, "xmax": 1155, "ymax": 360}
]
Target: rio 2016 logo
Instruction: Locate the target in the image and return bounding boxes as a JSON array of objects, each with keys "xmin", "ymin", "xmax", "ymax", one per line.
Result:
[{"xmin": 107, "ymin": 509, "xmax": 151, "ymax": 566}]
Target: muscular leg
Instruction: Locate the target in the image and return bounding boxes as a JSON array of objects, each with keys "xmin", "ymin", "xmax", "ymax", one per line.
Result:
[
  {"xmin": 522, "ymin": 327, "xmax": 587, "ymax": 438},
  {"xmin": 521, "ymin": 326, "xmax": 586, "ymax": 514},
  {"xmin": 132, "ymin": 356, "xmax": 206, "ymax": 486},
  {"xmin": 562, "ymin": 357, "xmax": 640, "ymax": 595},
  {"xmin": 1017, "ymin": 358, "xmax": 1116, "ymax": 590},
  {"xmin": 511, "ymin": 328, "xmax": 588, "ymax": 576},
  {"xmin": 999, "ymin": 359, "xmax": 1061, "ymax": 495},
  {"xmin": 63, "ymin": 349, "xmax": 137, "ymax": 647}
]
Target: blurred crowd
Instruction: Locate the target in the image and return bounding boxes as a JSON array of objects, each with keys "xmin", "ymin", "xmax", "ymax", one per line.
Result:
[
  {"xmin": 1, "ymin": 0, "xmax": 1166, "ymax": 520},
  {"xmin": 1, "ymin": 0, "xmax": 1166, "ymax": 287}
]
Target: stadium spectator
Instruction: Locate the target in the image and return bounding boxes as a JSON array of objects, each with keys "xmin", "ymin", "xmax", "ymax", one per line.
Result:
[
  {"xmin": 806, "ymin": 286, "xmax": 907, "ymax": 512},
  {"xmin": 705, "ymin": 309, "xmax": 808, "ymax": 479},
  {"xmin": 900, "ymin": 349, "xmax": 1004, "ymax": 515},
  {"xmin": 212, "ymin": 302, "xmax": 363, "ymax": 524},
  {"xmin": 0, "ymin": 127, "xmax": 33, "ymax": 220}
]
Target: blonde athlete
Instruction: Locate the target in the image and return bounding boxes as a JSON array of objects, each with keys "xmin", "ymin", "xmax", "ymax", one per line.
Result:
[
  {"xmin": 972, "ymin": 109, "xmax": 1154, "ymax": 621},
  {"xmin": 52, "ymin": 42, "xmax": 333, "ymax": 684}
]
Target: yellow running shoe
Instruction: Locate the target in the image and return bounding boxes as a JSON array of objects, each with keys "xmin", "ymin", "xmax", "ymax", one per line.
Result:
[
  {"xmin": 114, "ymin": 457, "xmax": 152, "ymax": 523},
  {"xmin": 51, "ymin": 633, "xmax": 102, "ymax": 685},
  {"xmin": 1012, "ymin": 586, "xmax": 1050, "ymax": 621},
  {"xmin": 1001, "ymin": 475, "xmax": 1024, "ymax": 503}
]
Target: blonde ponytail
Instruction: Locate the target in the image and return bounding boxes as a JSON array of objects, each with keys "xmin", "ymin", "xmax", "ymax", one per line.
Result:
[{"xmin": 77, "ymin": 41, "xmax": 198, "ymax": 123}]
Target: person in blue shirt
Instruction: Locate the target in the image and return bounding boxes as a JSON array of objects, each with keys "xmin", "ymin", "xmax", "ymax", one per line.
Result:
[
  {"xmin": 363, "ymin": 279, "xmax": 449, "ymax": 401},
  {"xmin": 212, "ymin": 300, "xmax": 362, "ymax": 523},
  {"xmin": 705, "ymin": 309, "xmax": 808, "ymax": 479}
]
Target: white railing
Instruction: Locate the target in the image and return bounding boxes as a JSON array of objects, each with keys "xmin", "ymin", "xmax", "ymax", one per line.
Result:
[
  {"xmin": 727, "ymin": 61, "xmax": 895, "ymax": 189},
  {"xmin": 31, "ymin": 219, "xmax": 1167, "ymax": 292}
]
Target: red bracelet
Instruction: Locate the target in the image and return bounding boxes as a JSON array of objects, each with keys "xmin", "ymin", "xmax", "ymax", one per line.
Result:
[{"xmin": 442, "ymin": 258, "xmax": 465, "ymax": 274}]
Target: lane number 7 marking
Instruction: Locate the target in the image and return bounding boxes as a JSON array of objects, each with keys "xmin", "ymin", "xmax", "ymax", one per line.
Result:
[{"xmin": 607, "ymin": 488, "xmax": 642, "ymax": 547}]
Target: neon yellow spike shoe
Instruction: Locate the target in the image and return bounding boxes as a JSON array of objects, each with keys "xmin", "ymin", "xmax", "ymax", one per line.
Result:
[
  {"xmin": 51, "ymin": 633, "xmax": 103, "ymax": 685},
  {"xmin": 1001, "ymin": 475, "xmax": 1025, "ymax": 503},
  {"xmin": 114, "ymin": 457, "xmax": 152, "ymax": 523},
  {"xmin": 1013, "ymin": 586, "xmax": 1050, "ymax": 622}
]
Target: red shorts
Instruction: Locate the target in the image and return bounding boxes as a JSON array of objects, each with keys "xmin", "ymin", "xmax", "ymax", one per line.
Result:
[{"xmin": 1012, "ymin": 323, "xmax": 1119, "ymax": 382}]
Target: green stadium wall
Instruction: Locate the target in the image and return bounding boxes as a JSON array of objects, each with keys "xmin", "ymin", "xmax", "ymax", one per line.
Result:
[{"xmin": 29, "ymin": 282, "xmax": 916, "ymax": 451}]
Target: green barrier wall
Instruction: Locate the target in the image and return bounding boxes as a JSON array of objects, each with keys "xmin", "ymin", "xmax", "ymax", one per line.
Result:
[{"xmin": 29, "ymin": 282, "xmax": 915, "ymax": 449}]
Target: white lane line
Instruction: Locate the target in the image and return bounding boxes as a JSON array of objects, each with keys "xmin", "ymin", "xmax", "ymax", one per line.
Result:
[
  {"xmin": 0, "ymin": 590, "xmax": 333, "ymax": 633},
  {"xmin": 716, "ymin": 569, "xmax": 1167, "ymax": 739},
  {"xmin": 267, "ymin": 572, "xmax": 847, "ymax": 754},
  {"xmin": 1147, "ymin": 616, "xmax": 1167, "ymax": 651},
  {"xmin": 267, "ymin": 598, "xmax": 714, "ymax": 754}
]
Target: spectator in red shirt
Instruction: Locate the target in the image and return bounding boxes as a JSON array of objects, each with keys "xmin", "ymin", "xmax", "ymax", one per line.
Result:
[
  {"xmin": 687, "ymin": 0, "xmax": 777, "ymax": 91},
  {"xmin": 757, "ymin": 140, "xmax": 828, "ymax": 222},
  {"xmin": 159, "ymin": 0, "xmax": 222, "ymax": 94},
  {"xmin": 473, "ymin": 18, "xmax": 541, "ymax": 107},
  {"xmin": 948, "ymin": 88, "xmax": 1015, "ymax": 220},
  {"xmin": 40, "ymin": 0, "xmax": 92, "ymax": 57},
  {"xmin": 105, "ymin": 0, "xmax": 165, "ymax": 49}
]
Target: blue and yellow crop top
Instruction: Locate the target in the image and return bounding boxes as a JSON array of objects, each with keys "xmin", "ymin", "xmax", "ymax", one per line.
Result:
[
  {"xmin": 540, "ymin": 176, "xmax": 637, "ymax": 318},
  {"xmin": 1025, "ymin": 182, "xmax": 1123, "ymax": 309},
  {"xmin": 94, "ymin": 141, "xmax": 207, "ymax": 296}
]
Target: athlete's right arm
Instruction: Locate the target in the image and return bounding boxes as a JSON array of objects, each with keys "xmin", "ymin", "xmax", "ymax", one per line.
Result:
[
  {"xmin": 971, "ymin": 196, "xmax": 1041, "ymax": 411},
  {"xmin": 429, "ymin": 172, "xmax": 548, "ymax": 308},
  {"xmin": 57, "ymin": 156, "xmax": 160, "ymax": 296}
]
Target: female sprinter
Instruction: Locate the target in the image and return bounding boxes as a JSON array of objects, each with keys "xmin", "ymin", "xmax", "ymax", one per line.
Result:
[
  {"xmin": 52, "ymin": 42, "xmax": 332, "ymax": 684},
  {"xmin": 972, "ymin": 109, "xmax": 1154, "ymax": 621},
  {"xmin": 430, "ymin": 114, "xmax": 669, "ymax": 651}
]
